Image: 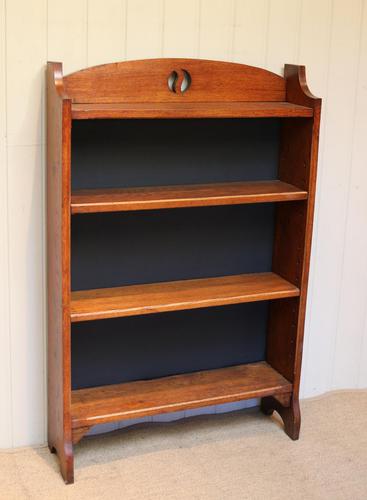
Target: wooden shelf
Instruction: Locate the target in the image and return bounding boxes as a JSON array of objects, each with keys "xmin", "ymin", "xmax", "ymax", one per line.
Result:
[
  {"xmin": 70, "ymin": 272, "xmax": 300, "ymax": 322},
  {"xmin": 71, "ymin": 101, "xmax": 313, "ymax": 120},
  {"xmin": 71, "ymin": 361, "xmax": 292, "ymax": 429},
  {"xmin": 71, "ymin": 180, "xmax": 308, "ymax": 214}
]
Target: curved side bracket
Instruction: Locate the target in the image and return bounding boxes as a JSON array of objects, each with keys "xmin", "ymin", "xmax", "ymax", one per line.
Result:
[
  {"xmin": 47, "ymin": 61, "xmax": 69, "ymax": 100},
  {"xmin": 72, "ymin": 426, "xmax": 92, "ymax": 445},
  {"xmin": 284, "ymin": 64, "xmax": 321, "ymax": 108}
]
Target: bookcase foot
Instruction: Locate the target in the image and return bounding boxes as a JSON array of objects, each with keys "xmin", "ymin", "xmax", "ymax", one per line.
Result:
[
  {"xmin": 49, "ymin": 440, "xmax": 74, "ymax": 484},
  {"xmin": 261, "ymin": 395, "xmax": 301, "ymax": 440},
  {"xmin": 60, "ymin": 442, "xmax": 74, "ymax": 484}
]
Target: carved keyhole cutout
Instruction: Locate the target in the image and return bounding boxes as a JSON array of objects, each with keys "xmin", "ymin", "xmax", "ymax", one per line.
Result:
[{"xmin": 168, "ymin": 69, "xmax": 191, "ymax": 94}]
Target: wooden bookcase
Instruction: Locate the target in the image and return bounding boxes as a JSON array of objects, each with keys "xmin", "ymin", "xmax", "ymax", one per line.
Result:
[{"xmin": 47, "ymin": 59, "xmax": 321, "ymax": 483}]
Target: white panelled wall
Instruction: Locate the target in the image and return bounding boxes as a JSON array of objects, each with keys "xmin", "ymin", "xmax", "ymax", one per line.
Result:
[{"xmin": 0, "ymin": 0, "xmax": 366, "ymax": 448}]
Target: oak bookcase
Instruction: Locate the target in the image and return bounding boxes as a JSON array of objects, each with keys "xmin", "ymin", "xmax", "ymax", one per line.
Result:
[{"xmin": 47, "ymin": 59, "xmax": 321, "ymax": 483}]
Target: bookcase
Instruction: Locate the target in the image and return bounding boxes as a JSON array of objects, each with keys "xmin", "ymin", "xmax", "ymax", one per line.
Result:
[{"xmin": 47, "ymin": 58, "xmax": 321, "ymax": 483}]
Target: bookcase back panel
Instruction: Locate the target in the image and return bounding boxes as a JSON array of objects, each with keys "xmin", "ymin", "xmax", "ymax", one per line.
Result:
[
  {"xmin": 71, "ymin": 119, "xmax": 280, "ymax": 190},
  {"xmin": 71, "ymin": 203, "xmax": 275, "ymax": 291},
  {"xmin": 71, "ymin": 302, "xmax": 268, "ymax": 389}
]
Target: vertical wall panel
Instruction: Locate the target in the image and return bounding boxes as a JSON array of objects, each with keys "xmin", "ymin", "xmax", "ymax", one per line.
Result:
[
  {"xmin": 199, "ymin": 0, "xmax": 235, "ymax": 60},
  {"xmin": 359, "ymin": 308, "xmax": 367, "ymax": 387},
  {"xmin": 303, "ymin": 0, "xmax": 363, "ymax": 397},
  {"xmin": 296, "ymin": 0, "xmax": 333, "ymax": 397},
  {"xmin": 334, "ymin": 2, "xmax": 367, "ymax": 389},
  {"xmin": 266, "ymin": 0, "xmax": 302, "ymax": 73},
  {"xmin": 163, "ymin": 0, "xmax": 199, "ymax": 57},
  {"xmin": 296, "ymin": 0, "xmax": 332, "ymax": 96},
  {"xmin": 0, "ymin": 0, "xmax": 12, "ymax": 449},
  {"xmin": 232, "ymin": 0, "xmax": 269, "ymax": 67},
  {"xmin": 6, "ymin": 0, "xmax": 46, "ymax": 146},
  {"xmin": 6, "ymin": 1, "xmax": 47, "ymax": 447},
  {"xmin": 125, "ymin": 0, "xmax": 164, "ymax": 59},
  {"xmin": 87, "ymin": 0, "xmax": 126, "ymax": 66},
  {"xmin": 48, "ymin": 0, "xmax": 88, "ymax": 74},
  {"xmin": 7, "ymin": 145, "xmax": 45, "ymax": 447}
]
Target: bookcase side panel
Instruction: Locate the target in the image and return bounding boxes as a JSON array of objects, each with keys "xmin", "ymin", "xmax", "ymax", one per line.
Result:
[
  {"xmin": 266, "ymin": 66, "xmax": 321, "ymax": 395},
  {"xmin": 47, "ymin": 63, "xmax": 73, "ymax": 483}
]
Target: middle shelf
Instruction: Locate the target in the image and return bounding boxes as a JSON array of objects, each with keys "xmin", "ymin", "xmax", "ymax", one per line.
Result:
[
  {"xmin": 71, "ymin": 180, "xmax": 307, "ymax": 214},
  {"xmin": 70, "ymin": 272, "xmax": 300, "ymax": 322}
]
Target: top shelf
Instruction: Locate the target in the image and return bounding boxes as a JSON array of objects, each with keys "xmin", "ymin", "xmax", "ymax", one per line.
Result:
[{"xmin": 71, "ymin": 101, "xmax": 313, "ymax": 120}]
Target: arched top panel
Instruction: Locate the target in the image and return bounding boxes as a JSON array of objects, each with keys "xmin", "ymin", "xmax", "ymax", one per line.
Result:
[{"xmin": 61, "ymin": 58, "xmax": 286, "ymax": 104}]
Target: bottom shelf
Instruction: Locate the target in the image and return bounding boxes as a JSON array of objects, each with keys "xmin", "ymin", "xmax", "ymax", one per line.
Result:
[{"xmin": 71, "ymin": 361, "xmax": 292, "ymax": 430}]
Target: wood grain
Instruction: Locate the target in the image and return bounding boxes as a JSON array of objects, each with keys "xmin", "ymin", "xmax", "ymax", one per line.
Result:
[
  {"xmin": 71, "ymin": 101, "xmax": 313, "ymax": 119},
  {"xmin": 47, "ymin": 62, "xmax": 74, "ymax": 483},
  {"xmin": 71, "ymin": 362, "xmax": 292, "ymax": 429},
  {"xmin": 71, "ymin": 181, "xmax": 308, "ymax": 214},
  {"xmin": 261, "ymin": 394, "xmax": 300, "ymax": 440},
  {"xmin": 64, "ymin": 58, "xmax": 286, "ymax": 103},
  {"xmin": 70, "ymin": 273, "xmax": 300, "ymax": 322},
  {"xmin": 264, "ymin": 65, "xmax": 322, "ymax": 440}
]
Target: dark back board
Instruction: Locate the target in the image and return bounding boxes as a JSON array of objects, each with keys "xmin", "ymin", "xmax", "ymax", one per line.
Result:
[
  {"xmin": 71, "ymin": 303, "xmax": 269, "ymax": 389},
  {"xmin": 70, "ymin": 118, "xmax": 280, "ymax": 388},
  {"xmin": 71, "ymin": 118, "xmax": 280, "ymax": 189}
]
